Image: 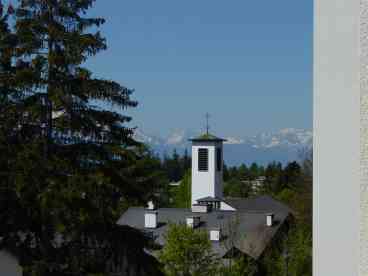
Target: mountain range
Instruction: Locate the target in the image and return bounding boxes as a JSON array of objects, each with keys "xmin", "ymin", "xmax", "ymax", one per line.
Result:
[{"xmin": 134, "ymin": 128, "xmax": 313, "ymax": 166}]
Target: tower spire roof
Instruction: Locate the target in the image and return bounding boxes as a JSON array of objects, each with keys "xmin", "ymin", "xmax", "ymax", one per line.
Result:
[
  {"xmin": 188, "ymin": 113, "xmax": 227, "ymax": 142},
  {"xmin": 189, "ymin": 133, "xmax": 227, "ymax": 142}
]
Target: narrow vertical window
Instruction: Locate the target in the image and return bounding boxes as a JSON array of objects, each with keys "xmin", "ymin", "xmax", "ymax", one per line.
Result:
[
  {"xmin": 198, "ymin": 148, "xmax": 208, "ymax": 171},
  {"xmin": 216, "ymin": 148, "xmax": 222, "ymax": 171}
]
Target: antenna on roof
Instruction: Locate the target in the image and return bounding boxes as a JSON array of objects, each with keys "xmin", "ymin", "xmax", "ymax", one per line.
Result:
[{"xmin": 205, "ymin": 112, "xmax": 210, "ymax": 135}]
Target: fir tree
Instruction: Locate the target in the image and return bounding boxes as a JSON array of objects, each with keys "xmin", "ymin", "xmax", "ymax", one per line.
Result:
[
  {"xmin": 0, "ymin": 1, "xmax": 161, "ymax": 275},
  {"xmin": 182, "ymin": 148, "xmax": 191, "ymax": 172}
]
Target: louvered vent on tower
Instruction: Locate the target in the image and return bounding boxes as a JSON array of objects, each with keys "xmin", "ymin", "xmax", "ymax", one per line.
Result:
[{"xmin": 198, "ymin": 148, "xmax": 208, "ymax": 171}]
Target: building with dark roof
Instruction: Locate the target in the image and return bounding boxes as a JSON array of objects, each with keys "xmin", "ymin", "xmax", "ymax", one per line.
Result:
[{"xmin": 117, "ymin": 131, "xmax": 293, "ymax": 261}]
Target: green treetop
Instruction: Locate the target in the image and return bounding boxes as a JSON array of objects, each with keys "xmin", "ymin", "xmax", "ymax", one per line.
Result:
[{"xmin": 159, "ymin": 223, "xmax": 219, "ymax": 276}]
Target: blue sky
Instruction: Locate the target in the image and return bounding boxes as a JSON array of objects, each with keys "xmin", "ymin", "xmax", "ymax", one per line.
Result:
[{"xmin": 87, "ymin": 0, "xmax": 313, "ymax": 137}]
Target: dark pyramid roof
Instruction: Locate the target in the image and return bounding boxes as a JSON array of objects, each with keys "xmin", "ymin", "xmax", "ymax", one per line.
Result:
[{"xmin": 189, "ymin": 133, "xmax": 226, "ymax": 142}]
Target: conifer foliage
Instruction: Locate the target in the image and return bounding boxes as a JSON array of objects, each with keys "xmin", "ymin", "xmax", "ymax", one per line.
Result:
[{"xmin": 0, "ymin": 1, "xmax": 160, "ymax": 275}]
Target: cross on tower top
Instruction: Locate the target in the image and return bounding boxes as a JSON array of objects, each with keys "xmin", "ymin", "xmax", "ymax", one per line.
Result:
[{"xmin": 205, "ymin": 113, "xmax": 210, "ymax": 135}]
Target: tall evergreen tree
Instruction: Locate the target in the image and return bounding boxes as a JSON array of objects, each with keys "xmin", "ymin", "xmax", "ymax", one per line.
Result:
[
  {"xmin": 237, "ymin": 164, "xmax": 249, "ymax": 179},
  {"xmin": 182, "ymin": 148, "xmax": 191, "ymax": 172},
  {"xmin": 171, "ymin": 149, "xmax": 181, "ymax": 182},
  {"xmin": 0, "ymin": 1, "xmax": 161, "ymax": 275},
  {"xmin": 282, "ymin": 161, "xmax": 302, "ymax": 189},
  {"xmin": 249, "ymin": 162, "xmax": 259, "ymax": 179},
  {"xmin": 223, "ymin": 163, "xmax": 230, "ymax": 182}
]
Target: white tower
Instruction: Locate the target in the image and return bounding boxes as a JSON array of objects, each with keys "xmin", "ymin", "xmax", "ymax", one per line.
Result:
[{"xmin": 190, "ymin": 132, "xmax": 226, "ymax": 205}]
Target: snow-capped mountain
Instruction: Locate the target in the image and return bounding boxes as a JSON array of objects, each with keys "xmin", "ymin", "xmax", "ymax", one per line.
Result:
[
  {"xmin": 244, "ymin": 128, "xmax": 313, "ymax": 149},
  {"xmin": 134, "ymin": 128, "xmax": 312, "ymax": 166},
  {"xmin": 133, "ymin": 129, "xmax": 164, "ymax": 146},
  {"xmin": 224, "ymin": 137, "xmax": 245, "ymax": 145},
  {"xmin": 166, "ymin": 129, "xmax": 188, "ymax": 145}
]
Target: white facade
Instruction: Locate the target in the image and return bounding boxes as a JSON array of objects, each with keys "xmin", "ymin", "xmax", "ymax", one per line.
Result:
[
  {"xmin": 314, "ymin": 0, "xmax": 360, "ymax": 275},
  {"xmin": 191, "ymin": 141, "xmax": 223, "ymax": 205}
]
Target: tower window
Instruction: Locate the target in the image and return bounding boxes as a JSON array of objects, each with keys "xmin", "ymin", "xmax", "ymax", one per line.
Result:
[
  {"xmin": 216, "ymin": 148, "xmax": 222, "ymax": 171},
  {"xmin": 198, "ymin": 148, "xmax": 208, "ymax": 171}
]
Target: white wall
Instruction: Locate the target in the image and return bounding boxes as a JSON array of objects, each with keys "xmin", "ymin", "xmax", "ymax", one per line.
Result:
[
  {"xmin": 0, "ymin": 250, "xmax": 22, "ymax": 276},
  {"xmin": 191, "ymin": 141, "xmax": 223, "ymax": 204},
  {"xmin": 360, "ymin": 2, "xmax": 368, "ymax": 274},
  {"xmin": 314, "ymin": 0, "xmax": 360, "ymax": 275}
]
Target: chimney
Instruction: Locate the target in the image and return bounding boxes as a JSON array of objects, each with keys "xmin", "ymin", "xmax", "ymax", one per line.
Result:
[
  {"xmin": 209, "ymin": 228, "xmax": 221, "ymax": 241},
  {"xmin": 145, "ymin": 211, "xmax": 158, "ymax": 228},
  {"xmin": 266, "ymin": 213, "xmax": 274, "ymax": 227}
]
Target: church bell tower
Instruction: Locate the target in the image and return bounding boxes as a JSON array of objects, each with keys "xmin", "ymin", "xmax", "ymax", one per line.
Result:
[{"xmin": 189, "ymin": 115, "xmax": 226, "ymax": 205}]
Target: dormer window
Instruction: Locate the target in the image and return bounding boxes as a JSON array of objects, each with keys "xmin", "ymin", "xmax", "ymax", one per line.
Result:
[{"xmin": 198, "ymin": 148, "xmax": 208, "ymax": 171}]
